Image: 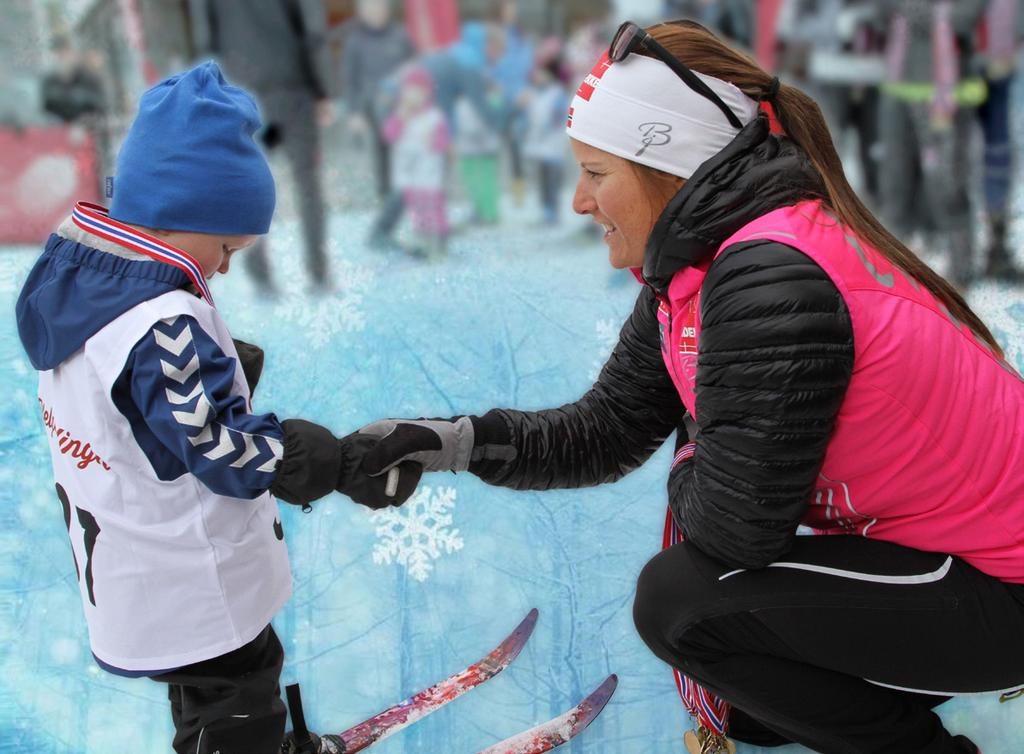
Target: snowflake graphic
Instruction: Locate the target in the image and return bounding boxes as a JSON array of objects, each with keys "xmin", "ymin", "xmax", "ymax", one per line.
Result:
[
  {"xmin": 273, "ymin": 257, "xmax": 374, "ymax": 347},
  {"xmin": 371, "ymin": 485, "xmax": 464, "ymax": 582},
  {"xmin": 588, "ymin": 318, "xmax": 621, "ymax": 381}
]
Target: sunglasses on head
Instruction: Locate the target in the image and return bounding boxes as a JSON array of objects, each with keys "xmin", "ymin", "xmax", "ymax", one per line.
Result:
[{"xmin": 608, "ymin": 21, "xmax": 744, "ymax": 130}]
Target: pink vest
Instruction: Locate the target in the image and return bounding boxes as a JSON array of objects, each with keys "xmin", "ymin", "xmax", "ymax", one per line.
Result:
[{"xmin": 655, "ymin": 201, "xmax": 1024, "ymax": 582}]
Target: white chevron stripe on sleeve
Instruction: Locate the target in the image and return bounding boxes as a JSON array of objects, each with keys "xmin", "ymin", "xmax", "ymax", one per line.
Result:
[
  {"xmin": 230, "ymin": 433, "xmax": 261, "ymax": 468},
  {"xmin": 165, "ymin": 381, "xmax": 204, "ymax": 406},
  {"xmin": 153, "ymin": 324, "xmax": 193, "ymax": 357},
  {"xmin": 188, "ymin": 423, "xmax": 215, "ymax": 447},
  {"xmin": 171, "ymin": 393, "xmax": 212, "ymax": 428},
  {"xmin": 203, "ymin": 424, "xmax": 237, "ymax": 461},
  {"xmin": 161, "ymin": 354, "xmax": 200, "ymax": 384},
  {"xmin": 256, "ymin": 436, "xmax": 284, "ymax": 473}
]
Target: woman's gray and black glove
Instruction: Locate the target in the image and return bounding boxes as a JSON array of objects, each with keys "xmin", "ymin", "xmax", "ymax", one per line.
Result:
[
  {"xmin": 270, "ymin": 419, "xmax": 421, "ymax": 510},
  {"xmin": 352, "ymin": 415, "xmax": 518, "ymax": 508},
  {"xmin": 358, "ymin": 417, "xmax": 477, "ymax": 473}
]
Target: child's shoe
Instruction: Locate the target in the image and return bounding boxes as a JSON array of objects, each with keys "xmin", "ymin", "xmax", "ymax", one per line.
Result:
[
  {"xmin": 280, "ymin": 731, "xmax": 345, "ymax": 754},
  {"xmin": 426, "ymin": 235, "xmax": 448, "ymax": 262},
  {"xmin": 282, "ymin": 684, "xmax": 346, "ymax": 754}
]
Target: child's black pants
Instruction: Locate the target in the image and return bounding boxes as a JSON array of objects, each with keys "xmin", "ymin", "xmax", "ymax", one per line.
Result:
[{"xmin": 150, "ymin": 625, "xmax": 287, "ymax": 754}]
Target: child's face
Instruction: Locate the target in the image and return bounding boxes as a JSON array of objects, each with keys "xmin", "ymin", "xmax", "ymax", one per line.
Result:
[
  {"xmin": 158, "ymin": 230, "xmax": 260, "ymax": 278},
  {"xmin": 400, "ymin": 83, "xmax": 429, "ymax": 112}
]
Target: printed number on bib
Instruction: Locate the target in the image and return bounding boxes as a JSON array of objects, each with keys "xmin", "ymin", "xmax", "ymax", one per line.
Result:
[{"xmin": 56, "ymin": 483, "xmax": 101, "ymax": 606}]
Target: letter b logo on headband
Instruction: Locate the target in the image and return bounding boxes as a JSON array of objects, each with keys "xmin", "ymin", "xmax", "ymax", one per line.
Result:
[{"xmin": 636, "ymin": 122, "xmax": 672, "ymax": 157}]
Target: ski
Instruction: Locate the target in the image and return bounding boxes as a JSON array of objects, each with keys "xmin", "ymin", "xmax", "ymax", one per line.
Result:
[
  {"xmin": 475, "ymin": 674, "xmax": 618, "ymax": 754},
  {"xmin": 320, "ymin": 608, "xmax": 539, "ymax": 753}
]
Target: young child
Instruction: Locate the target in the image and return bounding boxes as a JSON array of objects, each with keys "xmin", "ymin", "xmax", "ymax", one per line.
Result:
[
  {"xmin": 15, "ymin": 62, "xmax": 418, "ymax": 754},
  {"xmin": 383, "ymin": 65, "xmax": 450, "ymax": 258}
]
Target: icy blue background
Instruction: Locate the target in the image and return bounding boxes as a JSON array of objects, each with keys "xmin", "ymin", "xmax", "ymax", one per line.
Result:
[
  {"xmin": 3, "ymin": 203, "xmax": 1024, "ymax": 754},
  {"xmin": 6, "ymin": 96, "xmax": 1024, "ymax": 751}
]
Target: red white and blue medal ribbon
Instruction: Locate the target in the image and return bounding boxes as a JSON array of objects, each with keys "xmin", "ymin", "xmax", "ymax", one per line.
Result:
[
  {"xmin": 664, "ymin": 441, "xmax": 731, "ymax": 737},
  {"xmin": 671, "ymin": 442, "xmax": 697, "ymax": 470},
  {"xmin": 71, "ymin": 202, "xmax": 215, "ymax": 306}
]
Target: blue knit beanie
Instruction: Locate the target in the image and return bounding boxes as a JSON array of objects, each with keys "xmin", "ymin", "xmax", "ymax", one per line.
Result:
[{"xmin": 109, "ymin": 61, "xmax": 276, "ymax": 235}]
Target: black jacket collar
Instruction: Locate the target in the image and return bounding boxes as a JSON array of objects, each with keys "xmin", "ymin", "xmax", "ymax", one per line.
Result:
[{"xmin": 642, "ymin": 115, "xmax": 826, "ymax": 295}]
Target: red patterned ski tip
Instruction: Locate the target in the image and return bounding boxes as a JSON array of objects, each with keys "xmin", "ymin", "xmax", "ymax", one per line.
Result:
[
  {"xmin": 323, "ymin": 609, "xmax": 539, "ymax": 753},
  {"xmin": 476, "ymin": 674, "xmax": 618, "ymax": 754}
]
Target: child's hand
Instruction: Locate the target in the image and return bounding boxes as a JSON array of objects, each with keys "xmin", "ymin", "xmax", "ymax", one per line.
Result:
[
  {"xmin": 270, "ymin": 421, "xmax": 421, "ymax": 509},
  {"xmin": 337, "ymin": 433, "xmax": 422, "ymax": 509}
]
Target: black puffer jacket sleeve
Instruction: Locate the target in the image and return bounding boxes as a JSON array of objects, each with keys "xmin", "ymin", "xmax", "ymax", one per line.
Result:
[
  {"xmin": 669, "ymin": 241, "xmax": 855, "ymax": 569},
  {"xmin": 468, "ymin": 285, "xmax": 686, "ymax": 489}
]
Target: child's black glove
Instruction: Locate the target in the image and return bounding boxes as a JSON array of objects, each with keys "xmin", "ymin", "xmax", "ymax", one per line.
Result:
[
  {"xmin": 270, "ymin": 420, "xmax": 421, "ymax": 510},
  {"xmin": 232, "ymin": 338, "xmax": 265, "ymax": 395},
  {"xmin": 338, "ymin": 433, "xmax": 422, "ymax": 510}
]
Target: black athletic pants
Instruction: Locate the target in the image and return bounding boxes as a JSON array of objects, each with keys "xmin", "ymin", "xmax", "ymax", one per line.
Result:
[
  {"xmin": 150, "ymin": 625, "xmax": 287, "ymax": 754},
  {"xmin": 633, "ymin": 536, "xmax": 1024, "ymax": 754}
]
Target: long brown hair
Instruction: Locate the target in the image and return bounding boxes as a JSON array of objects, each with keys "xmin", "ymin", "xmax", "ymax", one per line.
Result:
[{"xmin": 637, "ymin": 20, "xmax": 1003, "ymax": 356}]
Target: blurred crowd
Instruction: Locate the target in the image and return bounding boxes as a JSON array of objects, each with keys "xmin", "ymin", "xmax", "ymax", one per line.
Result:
[
  {"xmin": 767, "ymin": 0, "xmax": 1024, "ymax": 288},
  {"xmin": 11, "ymin": 0, "xmax": 1024, "ymax": 292}
]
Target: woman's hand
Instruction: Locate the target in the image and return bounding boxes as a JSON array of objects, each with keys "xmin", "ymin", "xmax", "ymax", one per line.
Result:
[{"xmin": 358, "ymin": 417, "xmax": 476, "ymax": 474}]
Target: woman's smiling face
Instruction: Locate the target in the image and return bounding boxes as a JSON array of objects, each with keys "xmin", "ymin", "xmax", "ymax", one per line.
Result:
[{"xmin": 570, "ymin": 138, "xmax": 681, "ymax": 270}]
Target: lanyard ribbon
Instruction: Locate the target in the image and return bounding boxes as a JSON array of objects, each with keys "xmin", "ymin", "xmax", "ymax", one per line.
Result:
[
  {"xmin": 71, "ymin": 202, "xmax": 215, "ymax": 306},
  {"xmin": 664, "ymin": 442, "xmax": 731, "ymax": 737}
]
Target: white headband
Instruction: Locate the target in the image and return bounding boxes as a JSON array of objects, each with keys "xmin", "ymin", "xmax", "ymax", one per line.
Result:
[{"xmin": 566, "ymin": 52, "xmax": 759, "ymax": 179}]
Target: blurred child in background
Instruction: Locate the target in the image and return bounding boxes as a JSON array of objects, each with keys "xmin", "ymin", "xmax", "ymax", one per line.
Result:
[{"xmin": 384, "ymin": 66, "xmax": 451, "ymax": 259}]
